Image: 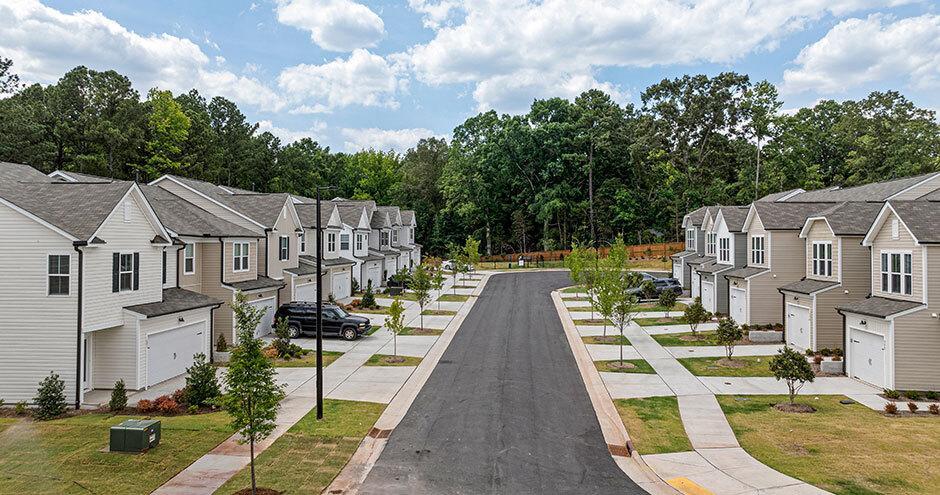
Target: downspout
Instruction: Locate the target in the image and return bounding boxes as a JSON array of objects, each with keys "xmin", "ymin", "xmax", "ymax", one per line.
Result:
[
  {"xmin": 263, "ymin": 228, "xmax": 272, "ymax": 277},
  {"xmin": 209, "ymin": 305, "xmax": 217, "ymax": 363},
  {"xmin": 72, "ymin": 241, "xmax": 87, "ymax": 409},
  {"xmin": 174, "ymin": 243, "xmax": 185, "ymax": 289}
]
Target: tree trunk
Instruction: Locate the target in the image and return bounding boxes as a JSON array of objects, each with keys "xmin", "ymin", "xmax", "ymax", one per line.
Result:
[{"xmin": 250, "ymin": 437, "xmax": 256, "ymax": 495}]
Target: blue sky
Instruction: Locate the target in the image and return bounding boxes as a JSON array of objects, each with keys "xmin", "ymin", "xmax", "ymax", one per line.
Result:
[{"xmin": 3, "ymin": 0, "xmax": 939, "ymax": 152}]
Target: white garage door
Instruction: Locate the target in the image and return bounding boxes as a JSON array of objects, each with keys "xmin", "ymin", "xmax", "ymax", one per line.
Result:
[
  {"xmin": 672, "ymin": 261, "xmax": 682, "ymax": 281},
  {"xmin": 366, "ymin": 263, "xmax": 381, "ymax": 290},
  {"xmin": 250, "ymin": 297, "xmax": 276, "ymax": 338},
  {"xmin": 691, "ymin": 270, "xmax": 701, "ymax": 299},
  {"xmin": 701, "ymin": 280, "xmax": 715, "ymax": 314},
  {"xmin": 385, "ymin": 258, "xmax": 396, "ymax": 281},
  {"xmin": 849, "ymin": 328, "xmax": 886, "ymax": 388},
  {"xmin": 332, "ymin": 271, "xmax": 351, "ymax": 300},
  {"xmin": 148, "ymin": 323, "xmax": 205, "ymax": 386},
  {"xmin": 730, "ymin": 287, "xmax": 746, "ymax": 324},
  {"xmin": 786, "ymin": 303, "xmax": 812, "ymax": 350},
  {"xmin": 295, "ymin": 282, "xmax": 316, "ymax": 302}
]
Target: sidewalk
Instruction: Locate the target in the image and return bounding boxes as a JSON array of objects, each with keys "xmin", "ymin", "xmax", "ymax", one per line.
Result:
[{"xmin": 153, "ymin": 275, "xmax": 481, "ymax": 495}]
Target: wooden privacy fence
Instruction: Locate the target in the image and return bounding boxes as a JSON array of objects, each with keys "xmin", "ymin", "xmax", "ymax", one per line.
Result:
[{"xmin": 481, "ymin": 242, "xmax": 685, "ymax": 262}]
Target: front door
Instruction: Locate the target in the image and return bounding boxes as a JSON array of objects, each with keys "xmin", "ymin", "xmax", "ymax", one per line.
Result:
[{"xmin": 786, "ymin": 303, "xmax": 811, "ymax": 350}]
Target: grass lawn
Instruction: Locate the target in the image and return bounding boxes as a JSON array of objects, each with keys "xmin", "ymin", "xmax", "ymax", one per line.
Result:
[
  {"xmin": 422, "ymin": 309, "xmax": 456, "ymax": 316},
  {"xmin": 573, "ymin": 318, "xmax": 613, "ymax": 325},
  {"xmin": 651, "ymin": 331, "xmax": 720, "ymax": 346},
  {"xmin": 0, "ymin": 412, "xmax": 231, "ymax": 494},
  {"xmin": 217, "ymin": 399, "xmax": 384, "ymax": 495},
  {"xmin": 594, "ymin": 359, "xmax": 655, "ymax": 373},
  {"xmin": 398, "ymin": 326, "xmax": 444, "ymax": 336},
  {"xmin": 365, "ymin": 325, "xmax": 382, "ymax": 335},
  {"xmin": 436, "ymin": 294, "xmax": 469, "ymax": 302},
  {"xmin": 614, "ymin": 396, "xmax": 692, "ymax": 455},
  {"xmin": 377, "ymin": 291, "xmax": 419, "ymax": 301},
  {"xmin": 634, "ymin": 316, "xmax": 687, "ymax": 326},
  {"xmin": 351, "ymin": 306, "xmax": 389, "ymax": 314},
  {"xmin": 678, "ymin": 355, "xmax": 775, "ymax": 377},
  {"xmin": 272, "ymin": 350, "xmax": 343, "ymax": 368},
  {"xmin": 718, "ymin": 395, "xmax": 940, "ymax": 495},
  {"xmin": 450, "ymin": 285, "xmax": 476, "ymax": 289},
  {"xmin": 582, "ymin": 335, "xmax": 630, "ymax": 345},
  {"xmin": 566, "ymin": 305, "xmax": 594, "ymax": 311},
  {"xmin": 637, "ymin": 302, "xmax": 688, "ymax": 312},
  {"xmin": 561, "ymin": 296, "xmax": 592, "ymax": 301},
  {"xmin": 364, "ymin": 354, "xmax": 423, "ymax": 366},
  {"xmin": 562, "ymin": 286, "xmax": 587, "ymax": 293}
]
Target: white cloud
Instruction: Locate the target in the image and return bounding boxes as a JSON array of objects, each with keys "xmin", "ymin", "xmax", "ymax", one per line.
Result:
[
  {"xmin": 275, "ymin": 0, "xmax": 384, "ymax": 52},
  {"xmin": 473, "ymin": 70, "xmax": 630, "ymax": 114},
  {"xmin": 783, "ymin": 14, "xmax": 940, "ymax": 94},
  {"xmin": 0, "ymin": 0, "xmax": 283, "ymax": 111},
  {"xmin": 278, "ymin": 49, "xmax": 404, "ymax": 113},
  {"xmin": 340, "ymin": 127, "xmax": 441, "ymax": 152},
  {"xmin": 257, "ymin": 119, "xmax": 328, "ymax": 143},
  {"xmin": 403, "ymin": 0, "xmax": 918, "ymax": 112}
]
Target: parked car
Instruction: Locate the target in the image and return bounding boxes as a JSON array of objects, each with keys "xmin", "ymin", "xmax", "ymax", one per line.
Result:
[
  {"xmin": 628, "ymin": 274, "xmax": 682, "ymax": 298},
  {"xmin": 275, "ymin": 302, "xmax": 371, "ymax": 340}
]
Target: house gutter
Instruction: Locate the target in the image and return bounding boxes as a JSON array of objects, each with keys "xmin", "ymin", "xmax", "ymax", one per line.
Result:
[{"xmin": 72, "ymin": 240, "xmax": 87, "ymax": 409}]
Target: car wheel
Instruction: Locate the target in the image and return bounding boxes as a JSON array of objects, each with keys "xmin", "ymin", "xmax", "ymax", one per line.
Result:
[
  {"xmin": 341, "ymin": 327, "xmax": 358, "ymax": 341},
  {"xmin": 288, "ymin": 324, "xmax": 302, "ymax": 339}
]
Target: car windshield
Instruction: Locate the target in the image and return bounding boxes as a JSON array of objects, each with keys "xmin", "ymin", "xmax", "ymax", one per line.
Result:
[{"xmin": 333, "ymin": 306, "xmax": 350, "ymax": 318}]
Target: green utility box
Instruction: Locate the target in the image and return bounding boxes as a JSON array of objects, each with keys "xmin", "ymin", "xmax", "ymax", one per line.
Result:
[{"xmin": 109, "ymin": 419, "xmax": 161, "ymax": 453}]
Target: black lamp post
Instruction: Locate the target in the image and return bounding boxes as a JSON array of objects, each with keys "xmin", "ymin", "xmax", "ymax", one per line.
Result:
[{"xmin": 314, "ymin": 185, "xmax": 334, "ymax": 420}]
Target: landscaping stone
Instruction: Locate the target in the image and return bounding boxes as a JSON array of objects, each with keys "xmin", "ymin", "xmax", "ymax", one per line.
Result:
[
  {"xmin": 748, "ymin": 330, "xmax": 783, "ymax": 343},
  {"xmin": 820, "ymin": 359, "xmax": 844, "ymax": 374},
  {"xmin": 213, "ymin": 351, "xmax": 231, "ymax": 363}
]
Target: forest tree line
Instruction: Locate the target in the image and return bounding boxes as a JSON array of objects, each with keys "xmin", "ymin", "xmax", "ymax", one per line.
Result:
[{"xmin": 1, "ymin": 60, "xmax": 939, "ymax": 255}]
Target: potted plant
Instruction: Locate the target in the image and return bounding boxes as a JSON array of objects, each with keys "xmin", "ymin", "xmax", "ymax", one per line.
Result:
[{"xmin": 214, "ymin": 333, "xmax": 232, "ymax": 363}]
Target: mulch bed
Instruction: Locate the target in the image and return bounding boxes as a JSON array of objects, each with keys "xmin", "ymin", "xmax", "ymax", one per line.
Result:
[
  {"xmin": 774, "ymin": 403, "xmax": 816, "ymax": 413},
  {"xmin": 606, "ymin": 362, "xmax": 636, "ymax": 370},
  {"xmin": 377, "ymin": 356, "xmax": 407, "ymax": 364},
  {"xmin": 403, "ymin": 327, "xmax": 442, "ymax": 335},
  {"xmin": 233, "ymin": 488, "xmax": 283, "ymax": 495},
  {"xmin": 715, "ymin": 358, "xmax": 748, "ymax": 369}
]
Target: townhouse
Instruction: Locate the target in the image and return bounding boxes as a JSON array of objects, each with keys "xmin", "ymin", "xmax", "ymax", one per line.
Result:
[
  {"xmin": 696, "ymin": 206, "xmax": 749, "ymax": 315},
  {"xmin": 671, "ymin": 205, "xmax": 708, "ymax": 288},
  {"xmin": 0, "ymin": 164, "xmax": 220, "ymax": 406},
  {"xmin": 686, "ymin": 206, "xmax": 719, "ymax": 300}
]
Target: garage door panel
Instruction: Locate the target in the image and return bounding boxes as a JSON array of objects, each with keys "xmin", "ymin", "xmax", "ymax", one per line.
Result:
[
  {"xmin": 295, "ymin": 283, "xmax": 316, "ymax": 302},
  {"xmin": 148, "ymin": 323, "xmax": 205, "ymax": 386},
  {"xmin": 730, "ymin": 287, "xmax": 746, "ymax": 324},
  {"xmin": 691, "ymin": 270, "xmax": 700, "ymax": 299},
  {"xmin": 332, "ymin": 271, "xmax": 351, "ymax": 300},
  {"xmin": 850, "ymin": 328, "xmax": 886, "ymax": 388},
  {"xmin": 701, "ymin": 281, "xmax": 714, "ymax": 314},
  {"xmin": 249, "ymin": 298, "xmax": 276, "ymax": 338},
  {"xmin": 786, "ymin": 304, "xmax": 811, "ymax": 350}
]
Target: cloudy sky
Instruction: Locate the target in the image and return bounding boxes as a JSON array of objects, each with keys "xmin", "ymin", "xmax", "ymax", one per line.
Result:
[{"xmin": 2, "ymin": 0, "xmax": 939, "ymax": 152}]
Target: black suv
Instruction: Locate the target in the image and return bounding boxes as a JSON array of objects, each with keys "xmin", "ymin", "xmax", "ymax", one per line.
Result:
[{"xmin": 275, "ymin": 302, "xmax": 371, "ymax": 341}]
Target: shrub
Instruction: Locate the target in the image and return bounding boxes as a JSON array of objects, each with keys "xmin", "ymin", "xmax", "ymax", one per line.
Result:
[
  {"xmin": 639, "ymin": 280, "xmax": 657, "ymax": 300},
  {"xmin": 351, "ymin": 277, "xmax": 360, "ymax": 295},
  {"xmin": 109, "ymin": 380, "xmax": 128, "ymax": 412},
  {"xmin": 34, "ymin": 371, "xmax": 67, "ymax": 420},
  {"xmin": 153, "ymin": 395, "xmax": 181, "ymax": 414},
  {"xmin": 137, "ymin": 399, "xmax": 155, "ymax": 413},
  {"xmin": 715, "ymin": 318, "xmax": 743, "ymax": 360},
  {"xmin": 908, "ymin": 402, "xmax": 919, "ymax": 413},
  {"xmin": 657, "ymin": 289, "xmax": 677, "ymax": 316},
  {"xmin": 884, "ymin": 389, "xmax": 901, "ymax": 399},
  {"xmin": 361, "ymin": 280, "xmax": 377, "ymax": 308},
  {"xmin": 740, "ymin": 324, "xmax": 750, "ymax": 333},
  {"xmin": 769, "ymin": 346, "xmax": 815, "ymax": 405},
  {"xmin": 929, "ymin": 404, "xmax": 939, "ymax": 415},
  {"xmin": 926, "ymin": 391, "xmax": 939, "ymax": 401},
  {"xmin": 832, "ymin": 355, "xmax": 842, "ymax": 362},
  {"xmin": 184, "ymin": 353, "xmax": 220, "ymax": 407},
  {"xmin": 905, "ymin": 390, "xmax": 923, "ymax": 401},
  {"xmin": 832, "ymin": 348, "xmax": 844, "ymax": 358},
  {"xmin": 216, "ymin": 333, "xmax": 228, "ymax": 353},
  {"xmin": 805, "ymin": 348, "xmax": 815, "ymax": 356},
  {"xmin": 820, "ymin": 348, "xmax": 832, "ymax": 357},
  {"xmin": 14, "ymin": 401, "xmax": 27, "ymax": 415},
  {"xmin": 884, "ymin": 402, "xmax": 898, "ymax": 414},
  {"xmin": 683, "ymin": 298, "xmax": 710, "ymax": 336}
]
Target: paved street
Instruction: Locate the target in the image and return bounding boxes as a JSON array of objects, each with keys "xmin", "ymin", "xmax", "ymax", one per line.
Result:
[{"xmin": 360, "ymin": 271, "xmax": 645, "ymax": 494}]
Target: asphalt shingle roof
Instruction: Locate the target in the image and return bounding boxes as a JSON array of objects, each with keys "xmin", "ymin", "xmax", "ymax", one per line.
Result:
[
  {"xmin": 836, "ymin": 296, "xmax": 924, "ymax": 319},
  {"xmin": 723, "ymin": 267, "xmax": 769, "ymax": 280},
  {"xmin": 336, "ymin": 205, "xmax": 366, "ymax": 227},
  {"xmin": 719, "ymin": 206, "xmax": 750, "ymax": 232},
  {"xmin": 671, "ymin": 250, "xmax": 695, "ymax": 259},
  {"xmin": 294, "ymin": 203, "xmax": 334, "ymax": 228},
  {"xmin": 141, "ymin": 185, "xmax": 260, "ymax": 238},
  {"xmin": 887, "ymin": 201, "xmax": 940, "ymax": 244},
  {"xmin": 401, "ymin": 210, "xmax": 415, "ymax": 225},
  {"xmin": 784, "ymin": 173, "xmax": 939, "ymax": 202},
  {"xmin": 757, "ymin": 188, "xmax": 803, "ymax": 202},
  {"xmin": 686, "ymin": 255, "xmax": 715, "ymax": 266},
  {"xmin": 0, "ymin": 180, "xmax": 134, "ymax": 240},
  {"xmin": 377, "ymin": 206, "xmax": 401, "ymax": 226},
  {"xmin": 322, "ymin": 256, "xmax": 357, "ymax": 267},
  {"xmin": 124, "ymin": 288, "xmax": 221, "ymax": 318},
  {"xmin": 53, "ymin": 170, "xmax": 113, "ymax": 183},
  {"xmin": 685, "ymin": 206, "xmax": 708, "ymax": 227},
  {"xmin": 285, "ymin": 263, "xmax": 323, "ymax": 276},
  {"xmin": 226, "ymin": 276, "xmax": 285, "ymax": 292},
  {"xmin": 165, "ymin": 175, "xmax": 289, "ymax": 227},
  {"xmin": 696, "ymin": 261, "xmax": 733, "ymax": 274},
  {"xmin": 809, "ymin": 202, "xmax": 884, "ymax": 236},
  {"xmin": 0, "ymin": 162, "xmax": 53, "ymax": 183},
  {"xmin": 778, "ymin": 279, "xmax": 841, "ymax": 295},
  {"xmin": 751, "ymin": 202, "xmax": 835, "ymax": 230}
]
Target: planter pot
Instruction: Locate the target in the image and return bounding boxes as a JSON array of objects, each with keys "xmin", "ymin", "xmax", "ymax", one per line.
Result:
[
  {"xmin": 387, "ymin": 286, "xmax": 403, "ymax": 296},
  {"xmin": 820, "ymin": 360, "xmax": 844, "ymax": 374},
  {"xmin": 214, "ymin": 351, "xmax": 231, "ymax": 364},
  {"xmin": 748, "ymin": 330, "xmax": 783, "ymax": 343}
]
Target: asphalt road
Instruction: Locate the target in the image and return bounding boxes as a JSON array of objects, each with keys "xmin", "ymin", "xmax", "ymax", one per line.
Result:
[{"xmin": 359, "ymin": 271, "xmax": 645, "ymax": 494}]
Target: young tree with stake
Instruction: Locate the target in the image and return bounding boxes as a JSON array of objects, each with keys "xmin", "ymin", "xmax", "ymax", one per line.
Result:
[
  {"xmin": 683, "ymin": 297, "xmax": 710, "ymax": 337},
  {"xmin": 385, "ymin": 298, "xmax": 406, "ymax": 360},
  {"xmin": 715, "ymin": 317, "xmax": 743, "ymax": 362},
  {"xmin": 432, "ymin": 263, "xmax": 445, "ymax": 310},
  {"xmin": 770, "ymin": 346, "xmax": 815, "ymax": 406},
  {"xmin": 601, "ymin": 238, "xmax": 643, "ymax": 367},
  {"xmin": 658, "ymin": 289, "xmax": 677, "ymax": 318},
  {"xmin": 411, "ymin": 264, "xmax": 433, "ymax": 331},
  {"xmin": 217, "ymin": 293, "xmax": 286, "ymax": 495}
]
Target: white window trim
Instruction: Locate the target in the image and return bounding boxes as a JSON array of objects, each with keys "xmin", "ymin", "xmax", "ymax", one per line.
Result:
[
  {"xmin": 299, "ymin": 232, "xmax": 306, "ymax": 254},
  {"xmin": 327, "ymin": 232, "xmax": 337, "ymax": 253},
  {"xmin": 279, "ymin": 235, "xmax": 290, "ymax": 261},
  {"xmin": 119, "ymin": 253, "xmax": 134, "ymax": 292},
  {"xmin": 751, "ymin": 235, "xmax": 765, "ymax": 266},
  {"xmin": 233, "ymin": 242, "xmax": 250, "ymax": 273},
  {"xmin": 718, "ymin": 237, "xmax": 730, "ymax": 263},
  {"xmin": 183, "ymin": 243, "xmax": 196, "ymax": 275},
  {"xmin": 340, "ymin": 233, "xmax": 350, "ymax": 251},
  {"xmin": 880, "ymin": 249, "xmax": 913, "ymax": 295},
  {"xmin": 356, "ymin": 233, "xmax": 363, "ymax": 251},
  {"xmin": 47, "ymin": 253, "xmax": 71, "ymax": 296},
  {"xmin": 812, "ymin": 241, "xmax": 833, "ymax": 277}
]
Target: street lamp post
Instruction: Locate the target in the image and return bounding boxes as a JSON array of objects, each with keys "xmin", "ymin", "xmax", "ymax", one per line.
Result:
[{"xmin": 315, "ymin": 186, "xmax": 334, "ymax": 420}]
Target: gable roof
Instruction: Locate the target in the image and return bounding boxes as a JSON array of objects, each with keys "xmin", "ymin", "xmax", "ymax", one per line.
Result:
[
  {"xmin": 877, "ymin": 201, "xmax": 940, "ymax": 244},
  {"xmin": 295, "ymin": 203, "xmax": 336, "ymax": 228},
  {"xmin": 152, "ymin": 175, "xmax": 297, "ymax": 228},
  {"xmin": 717, "ymin": 206, "xmax": 749, "ymax": 233},
  {"xmin": 336, "ymin": 205, "xmax": 367, "ymax": 228},
  {"xmin": 783, "ymin": 173, "xmax": 940, "ymax": 202},
  {"xmin": 371, "ymin": 209, "xmax": 391, "ymax": 229},
  {"xmin": 330, "ymin": 198, "xmax": 377, "ymax": 211},
  {"xmin": 747, "ymin": 202, "xmax": 835, "ymax": 231},
  {"xmin": 757, "ymin": 188, "xmax": 804, "ymax": 202},
  {"xmin": 800, "ymin": 202, "xmax": 884, "ymax": 238},
  {"xmin": 1, "ymin": 162, "xmax": 54, "ymax": 183},
  {"xmin": 49, "ymin": 170, "xmax": 113, "ymax": 183},
  {"xmin": 377, "ymin": 206, "xmax": 402, "ymax": 226},
  {"xmin": 683, "ymin": 206, "xmax": 708, "ymax": 228},
  {"xmin": 401, "ymin": 210, "xmax": 416, "ymax": 226},
  {"xmin": 140, "ymin": 185, "xmax": 261, "ymax": 238}
]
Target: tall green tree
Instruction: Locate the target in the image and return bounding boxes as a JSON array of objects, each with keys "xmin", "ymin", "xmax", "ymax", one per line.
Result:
[{"xmin": 145, "ymin": 89, "xmax": 191, "ymax": 179}]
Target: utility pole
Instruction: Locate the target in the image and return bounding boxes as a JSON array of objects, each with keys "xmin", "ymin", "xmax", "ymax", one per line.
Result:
[{"xmin": 314, "ymin": 185, "xmax": 334, "ymax": 420}]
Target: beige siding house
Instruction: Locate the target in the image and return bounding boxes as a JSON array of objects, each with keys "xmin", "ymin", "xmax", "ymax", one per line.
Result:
[
  {"xmin": 671, "ymin": 206, "xmax": 708, "ymax": 289},
  {"xmin": 837, "ymin": 201, "xmax": 940, "ymax": 391}
]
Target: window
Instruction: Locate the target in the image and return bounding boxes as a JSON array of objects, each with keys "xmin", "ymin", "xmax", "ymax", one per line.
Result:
[
  {"xmin": 233, "ymin": 242, "xmax": 249, "ymax": 272},
  {"xmin": 327, "ymin": 233, "xmax": 336, "ymax": 252},
  {"xmin": 356, "ymin": 234, "xmax": 363, "ymax": 251},
  {"xmin": 718, "ymin": 237, "xmax": 730, "ymax": 263},
  {"xmin": 381, "ymin": 231, "xmax": 389, "ymax": 247},
  {"xmin": 340, "ymin": 233, "xmax": 350, "ymax": 251},
  {"xmin": 392, "ymin": 230, "xmax": 398, "ymax": 243},
  {"xmin": 183, "ymin": 243, "xmax": 195, "ymax": 274},
  {"xmin": 119, "ymin": 253, "xmax": 134, "ymax": 291},
  {"xmin": 812, "ymin": 242, "xmax": 832, "ymax": 277},
  {"xmin": 706, "ymin": 233, "xmax": 716, "ymax": 255},
  {"xmin": 686, "ymin": 229, "xmax": 695, "ymax": 250},
  {"xmin": 299, "ymin": 232, "xmax": 306, "ymax": 254},
  {"xmin": 751, "ymin": 236, "xmax": 765, "ymax": 265},
  {"xmin": 48, "ymin": 254, "xmax": 70, "ymax": 295},
  {"xmin": 279, "ymin": 236, "xmax": 289, "ymax": 260},
  {"xmin": 881, "ymin": 251, "xmax": 912, "ymax": 295},
  {"xmin": 410, "ymin": 229, "xmax": 414, "ymax": 242}
]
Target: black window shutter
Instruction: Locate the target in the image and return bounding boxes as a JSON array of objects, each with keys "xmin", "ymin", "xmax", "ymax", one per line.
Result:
[
  {"xmin": 112, "ymin": 253, "xmax": 119, "ymax": 293},
  {"xmin": 133, "ymin": 253, "xmax": 140, "ymax": 290},
  {"xmin": 162, "ymin": 251, "xmax": 167, "ymax": 285}
]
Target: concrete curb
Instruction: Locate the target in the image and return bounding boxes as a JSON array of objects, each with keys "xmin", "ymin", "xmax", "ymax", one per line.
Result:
[
  {"xmin": 550, "ymin": 288, "xmax": 680, "ymax": 495},
  {"xmin": 325, "ymin": 272, "xmax": 493, "ymax": 494}
]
